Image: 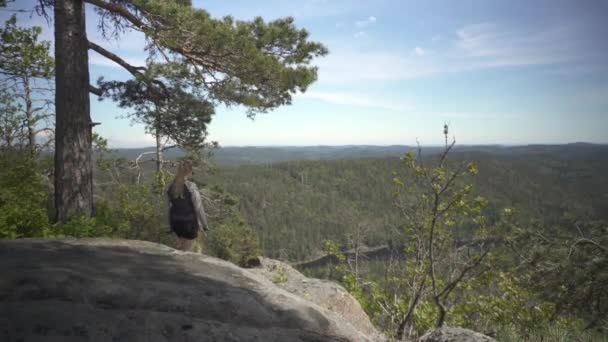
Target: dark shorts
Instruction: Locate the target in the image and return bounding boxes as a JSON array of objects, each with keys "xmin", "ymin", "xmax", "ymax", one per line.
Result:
[{"xmin": 170, "ymin": 220, "xmax": 198, "ymax": 239}]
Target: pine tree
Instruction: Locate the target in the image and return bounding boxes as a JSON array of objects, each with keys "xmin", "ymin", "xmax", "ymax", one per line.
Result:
[
  {"xmin": 98, "ymin": 62, "xmax": 215, "ymax": 174},
  {"xmin": 0, "ymin": 15, "xmax": 54, "ymax": 150},
  {"xmin": 34, "ymin": 0, "xmax": 327, "ymax": 222}
]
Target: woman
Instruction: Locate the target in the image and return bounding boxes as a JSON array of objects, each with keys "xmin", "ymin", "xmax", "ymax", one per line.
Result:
[{"xmin": 166, "ymin": 160, "xmax": 209, "ymax": 251}]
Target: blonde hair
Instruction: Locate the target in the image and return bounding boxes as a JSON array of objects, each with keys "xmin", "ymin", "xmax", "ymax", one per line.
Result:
[{"xmin": 170, "ymin": 160, "xmax": 193, "ymax": 199}]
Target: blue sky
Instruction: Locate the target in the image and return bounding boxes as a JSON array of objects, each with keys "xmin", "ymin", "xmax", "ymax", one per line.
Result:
[{"xmin": 3, "ymin": 0, "xmax": 608, "ymax": 146}]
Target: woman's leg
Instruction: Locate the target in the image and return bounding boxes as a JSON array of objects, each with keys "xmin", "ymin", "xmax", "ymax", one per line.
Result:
[
  {"xmin": 182, "ymin": 238, "xmax": 193, "ymax": 251},
  {"xmin": 175, "ymin": 237, "xmax": 193, "ymax": 251},
  {"xmin": 175, "ymin": 237, "xmax": 185, "ymax": 251}
]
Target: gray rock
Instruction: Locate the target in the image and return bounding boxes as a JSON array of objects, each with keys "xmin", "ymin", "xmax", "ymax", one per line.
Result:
[
  {"xmin": 0, "ymin": 238, "xmax": 379, "ymax": 342},
  {"xmin": 250, "ymin": 258, "xmax": 386, "ymax": 341},
  {"xmin": 418, "ymin": 326, "xmax": 497, "ymax": 342}
]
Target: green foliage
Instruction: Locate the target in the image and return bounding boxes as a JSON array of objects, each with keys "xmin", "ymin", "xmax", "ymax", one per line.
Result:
[
  {"xmin": 449, "ymin": 270, "xmax": 556, "ymax": 335},
  {"xmin": 516, "ymin": 218, "xmax": 608, "ymax": 333},
  {"xmin": 92, "ymin": 141, "xmax": 174, "ymax": 244},
  {"xmin": 0, "ymin": 90, "xmax": 22, "ymax": 146},
  {"xmin": 496, "ymin": 322, "xmax": 607, "ymax": 342},
  {"xmin": 292, "ymin": 141, "xmax": 608, "ymax": 341},
  {"xmin": 92, "ymin": 0, "xmax": 327, "ymax": 153},
  {"xmin": 205, "ymin": 159, "xmax": 395, "ymax": 260},
  {"xmin": 0, "ymin": 14, "xmax": 54, "ymax": 150},
  {"xmin": 98, "ymin": 184, "xmax": 169, "ymax": 242},
  {"xmin": 114, "ymin": 1, "xmax": 327, "ymax": 116},
  {"xmin": 203, "ymin": 145, "xmax": 608, "ymax": 262},
  {"xmin": 0, "ymin": 15, "xmax": 54, "ymax": 79},
  {"xmin": 98, "ymin": 63, "xmax": 214, "ymax": 153},
  {"xmin": 51, "ymin": 215, "xmax": 108, "ymax": 238},
  {"xmin": 271, "ymin": 266, "xmax": 289, "ymax": 284},
  {"xmin": 92, "ymin": 2, "xmax": 328, "ymax": 176},
  {"xmin": 317, "ymin": 242, "xmax": 439, "ymax": 337},
  {"xmin": 93, "ymin": 141, "xmax": 262, "ymax": 266},
  {"xmin": 390, "ymin": 134, "xmax": 498, "ymax": 333},
  {"xmin": 0, "ymin": 148, "xmax": 51, "ymax": 238},
  {"xmin": 204, "ymin": 186, "xmax": 261, "ymax": 267}
]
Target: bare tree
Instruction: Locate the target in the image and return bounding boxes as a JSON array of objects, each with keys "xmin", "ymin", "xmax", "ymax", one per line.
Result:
[{"xmin": 394, "ymin": 126, "xmax": 493, "ymax": 339}]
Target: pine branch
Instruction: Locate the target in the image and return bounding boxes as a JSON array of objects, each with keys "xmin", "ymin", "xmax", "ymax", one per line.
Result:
[
  {"xmin": 84, "ymin": 0, "xmax": 148, "ymax": 30},
  {"xmin": 89, "ymin": 84, "xmax": 103, "ymax": 96},
  {"xmin": 88, "ymin": 40, "xmax": 146, "ymax": 77}
]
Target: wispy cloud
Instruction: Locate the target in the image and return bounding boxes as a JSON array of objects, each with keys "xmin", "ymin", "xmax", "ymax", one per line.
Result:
[
  {"xmin": 353, "ymin": 31, "xmax": 367, "ymax": 38},
  {"xmin": 413, "ymin": 47, "xmax": 425, "ymax": 56},
  {"xmin": 315, "ymin": 47, "xmax": 439, "ymax": 83},
  {"xmin": 297, "ymin": 91, "xmax": 410, "ymax": 111},
  {"xmin": 455, "ymin": 23, "xmax": 580, "ymax": 67},
  {"xmin": 355, "ymin": 16, "xmax": 377, "ymax": 28},
  {"xmin": 106, "ymin": 133, "xmax": 156, "ymax": 148},
  {"xmin": 318, "ymin": 21, "xmax": 597, "ymax": 85}
]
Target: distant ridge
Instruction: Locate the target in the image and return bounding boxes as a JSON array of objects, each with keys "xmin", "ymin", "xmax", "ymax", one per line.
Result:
[{"xmin": 105, "ymin": 143, "xmax": 608, "ymax": 165}]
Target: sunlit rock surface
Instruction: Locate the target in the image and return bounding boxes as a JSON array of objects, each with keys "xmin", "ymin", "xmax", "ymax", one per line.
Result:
[
  {"xmin": 0, "ymin": 238, "xmax": 382, "ymax": 341},
  {"xmin": 418, "ymin": 326, "xmax": 497, "ymax": 342}
]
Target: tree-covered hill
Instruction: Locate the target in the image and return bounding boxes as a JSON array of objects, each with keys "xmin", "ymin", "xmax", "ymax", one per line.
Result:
[
  {"xmin": 201, "ymin": 145, "xmax": 608, "ymax": 261},
  {"xmin": 109, "ymin": 143, "xmax": 607, "ymax": 165}
]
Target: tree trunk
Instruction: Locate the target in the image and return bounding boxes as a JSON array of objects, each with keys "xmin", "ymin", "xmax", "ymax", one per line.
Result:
[
  {"xmin": 54, "ymin": 0, "xmax": 93, "ymax": 222},
  {"xmin": 155, "ymin": 129, "xmax": 163, "ymax": 174},
  {"xmin": 396, "ymin": 277, "xmax": 426, "ymax": 340},
  {"xmin": 435, "ymin": 298, "xmax": 447, "ymax": 328},
  {"xmin": 23, "ymin": 75, "xmax": 35, "ymax": 151}
]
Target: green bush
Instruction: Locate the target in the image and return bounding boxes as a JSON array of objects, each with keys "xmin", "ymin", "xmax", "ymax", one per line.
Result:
[
  {"xmin": 50, "ymin": 215, "xmax": 109, "ymax": 238},
  {"xmin": 96, "ymin": 183, "xmax": 170, "ymax": 243},
  {"xmin": 0, "ymin": 148, "xmax": 51, "ymax": 238},
  {"xmin": 205, "ymin": 186, "xmax": 261, "ymax": 267}
]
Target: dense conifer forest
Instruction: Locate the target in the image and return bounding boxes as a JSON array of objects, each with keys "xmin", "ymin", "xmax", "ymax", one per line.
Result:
[{"xmin": 200, "ymin": 145, "xmax": 608, "ymax": 261}]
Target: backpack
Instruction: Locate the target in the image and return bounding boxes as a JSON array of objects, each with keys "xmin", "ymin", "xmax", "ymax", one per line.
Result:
[{"xmin": 167, "ymin": 183, "xmax": 196, "ymax": 223}]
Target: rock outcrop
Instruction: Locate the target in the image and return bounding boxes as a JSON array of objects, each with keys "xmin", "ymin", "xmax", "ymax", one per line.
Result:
[
  {"xmin": 418, "ymin": 327, "xmax": 497, "ymax": 342},
  {"xmin": 0, "ymin": 238, "xmax": 382, "ymax": 342},
  {"xmin": 250, "ymin": 258, "xmax": 385, "ymax": 341}
]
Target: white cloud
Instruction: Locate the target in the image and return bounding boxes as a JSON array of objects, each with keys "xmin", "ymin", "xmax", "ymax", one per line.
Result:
[
  {"xmin": 455, "ymin": 23, "xmax": 580, "ymax": 67},
  {"xmin": 105, "ymin": 133, "xmax": 156, "ymax": 148},
  {"xmin": 353, "ymin": 31, "xmax": 367, "ymax": 38},
  {"xmin": 355, "ymin": 16, "xmax": 377, "ymax": 28},
  {"xmin": 318, "ymin": 22, "xmax": 590, "ymax": 85},
  {"xmin": 317, "ymin": 24, "xmax": 585, "ymax": 85},
  {"xmin": 314, "ymin": 47, "xmax": 440, "ymax": 84},
  {"xmin": 413, "ymin": 47, "xmax": 425, "ymax": 56},
  {"xmin": 312, "ymin": 22, "xmax": 592, "ymax": 85},
  {"xmin": 297, "ymin": 91, "xmax": 410, "ymax": 111}
]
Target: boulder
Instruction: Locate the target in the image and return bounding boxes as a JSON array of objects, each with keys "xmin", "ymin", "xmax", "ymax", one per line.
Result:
[
  {"xmin": 418, "ymin": 326, "xmax": 497, "ymax": 342},
  {"xmin": 250, "ymin": 257, "xmax": 385, "ymax": 341},
  {"xmin": 0, "ymin": 238, "xmax": 380, "ymax": 342}
]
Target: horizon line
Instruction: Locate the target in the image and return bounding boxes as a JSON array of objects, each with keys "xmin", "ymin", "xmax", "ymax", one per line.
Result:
[{"xmin": 107, "ymin": 142, "xmax": 607, "ymax": 149}]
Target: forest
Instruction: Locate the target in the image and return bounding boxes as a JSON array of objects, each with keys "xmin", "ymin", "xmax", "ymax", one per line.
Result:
[
  {"xmin": 1, "ymin": 0, "xmax": 607, "ymax": 341},
  {"xmin": 203, "ymin": 144, "xmax": 608, "ymax": 261}
]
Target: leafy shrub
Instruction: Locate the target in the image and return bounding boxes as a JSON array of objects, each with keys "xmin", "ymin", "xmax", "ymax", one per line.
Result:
[
  {"xmin": 97, "ymin": 184, "xmax": 170, "ymax": 243},
  {"xmin": 204, "ymin": 186, "xmax": 261, "ymax": 267},
  {"xmin": 51, "ymin": 215, "xmax": 109, "ymax": 238},
  {"xmin": 0, "ymin": 148, "xmax": 51, "ymax": 238}
]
